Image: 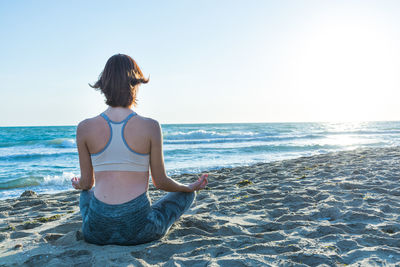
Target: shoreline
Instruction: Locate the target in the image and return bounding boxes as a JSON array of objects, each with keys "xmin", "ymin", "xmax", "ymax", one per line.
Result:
[
  {"xmin": 0, "ymin": 145, "xmax": 391, "ymax": 201},
  {"xmin": 1, "ymin": 146, "xmax": 400, "ymax": 266}
]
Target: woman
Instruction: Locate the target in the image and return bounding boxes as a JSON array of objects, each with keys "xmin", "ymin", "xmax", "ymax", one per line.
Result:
[{"xmin": 71, "ymin": 54, "xmax": 208, "ymax": 245}]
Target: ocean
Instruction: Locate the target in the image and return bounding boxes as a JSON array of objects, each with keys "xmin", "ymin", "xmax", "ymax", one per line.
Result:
[{"xmin": 1, "ymin": 121, "xmax": 400, "ymax": 199}]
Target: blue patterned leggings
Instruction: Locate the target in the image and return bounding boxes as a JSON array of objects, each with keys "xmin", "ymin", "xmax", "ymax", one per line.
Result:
[{"xmin": 79, "ymin": 190, "xmax": 195, "ymax": 245}]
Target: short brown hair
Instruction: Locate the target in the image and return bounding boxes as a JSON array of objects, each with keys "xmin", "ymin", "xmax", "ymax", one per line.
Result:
[{"xmin": 90, "ymin": 54, "xmax": 149, "ymax": 107}]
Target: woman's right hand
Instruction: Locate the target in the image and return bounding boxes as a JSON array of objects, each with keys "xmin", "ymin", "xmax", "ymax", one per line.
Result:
[
  {"xmin": 71, "ymin": 177, "xmax": 81, "ymax": 190},
  {"xmin": 188, "ymin": 174, "xmax": 208, "ymax": 191}
]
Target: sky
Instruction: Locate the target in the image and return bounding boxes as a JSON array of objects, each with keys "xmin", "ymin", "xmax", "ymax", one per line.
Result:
[{"xmin": 1, "ymin": 0, "xmax": 400, "ymax": 126}]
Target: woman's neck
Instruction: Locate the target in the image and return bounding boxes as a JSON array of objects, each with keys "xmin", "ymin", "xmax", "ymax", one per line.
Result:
[
  {"xmin": 105, "ymin": 106, "xmax": 134, "ymax": 120},
  {"xmin": 106, "ymin": 106, "xmax": 132, "ymax": 112}
]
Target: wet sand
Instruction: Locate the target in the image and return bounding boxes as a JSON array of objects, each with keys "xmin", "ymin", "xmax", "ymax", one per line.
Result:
[{"xmin": 1, "ymin": 147, "xmax": 400, "ymax": 266}]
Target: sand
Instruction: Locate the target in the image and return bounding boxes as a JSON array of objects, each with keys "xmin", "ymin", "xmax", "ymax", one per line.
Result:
[{"xmin": 1, "ymin": 146, "xmax": 400, "ymax": 266}]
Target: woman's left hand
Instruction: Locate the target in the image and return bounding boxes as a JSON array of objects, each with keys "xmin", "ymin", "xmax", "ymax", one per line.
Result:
[
  {"xmin": 188, "ymin": 174, "xmax": 208, "ymax": 191},
  {"xmin": 71, "ymin": 177, "xmax": 81, "ymax": 190}
]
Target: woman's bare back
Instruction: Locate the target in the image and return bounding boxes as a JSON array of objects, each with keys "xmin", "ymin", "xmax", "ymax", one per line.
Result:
[{"xmin": 81, "ymin": 109, "xmax": 155, "ymax": 204}]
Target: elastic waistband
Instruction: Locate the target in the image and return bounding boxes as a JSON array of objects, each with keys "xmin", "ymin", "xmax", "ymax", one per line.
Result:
[{"xmin": 90, "ymin": 191, "xmax": 151, "ymax": 217}]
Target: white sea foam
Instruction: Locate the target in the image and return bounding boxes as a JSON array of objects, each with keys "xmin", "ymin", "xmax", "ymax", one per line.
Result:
[
  {"xmin": 42, "ymin": 172, "xmax": 76, "ymax": 186},
  {"xmin": 47, "ymin": 138, "xmax": 76, "ymax": 148},
  {"xmin": 166, "ymin": 130, "xmax": 226, "ymax": 139}
]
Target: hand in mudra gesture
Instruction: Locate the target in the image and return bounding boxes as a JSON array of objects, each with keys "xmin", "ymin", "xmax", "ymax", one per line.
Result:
[{"xmin": 188, "ymin": 174, "xmax": 208, "ymax": 191}]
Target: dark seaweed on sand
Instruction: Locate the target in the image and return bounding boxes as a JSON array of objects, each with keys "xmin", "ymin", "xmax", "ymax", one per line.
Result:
[{"xmin": 236, "ymin": 179, "xmax": 252, "ymax": 187}]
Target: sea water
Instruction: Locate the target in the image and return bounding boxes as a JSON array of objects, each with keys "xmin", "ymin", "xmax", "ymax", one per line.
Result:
[{"xmin": 1, "ymin": 121, "xmax": 400, "ymax": 199}]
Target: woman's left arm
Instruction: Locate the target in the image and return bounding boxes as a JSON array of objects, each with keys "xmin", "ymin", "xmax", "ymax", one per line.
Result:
[{"xmin": 72, "ymin": 120, "xmax": 95, "ymax": 190}]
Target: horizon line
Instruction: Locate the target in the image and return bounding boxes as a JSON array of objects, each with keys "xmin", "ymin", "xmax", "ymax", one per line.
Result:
[{"xmin": 1, "ymin": 119, "xmax": 400, "ymax": 127}]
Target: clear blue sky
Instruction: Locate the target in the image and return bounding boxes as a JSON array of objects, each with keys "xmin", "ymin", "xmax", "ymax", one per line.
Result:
[{"xmin": 1, "ymin": 0, "xmax": 400, "ymax": 126}]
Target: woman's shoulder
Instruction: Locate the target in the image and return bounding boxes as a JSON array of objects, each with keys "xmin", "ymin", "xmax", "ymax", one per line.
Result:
[
  {"xmin": 76, "ymin": 115, "xmax": 105, "ymax": 134},
  {"xmin": 134, "ymin": 114, "xmax": 161, "ymax": 131}
]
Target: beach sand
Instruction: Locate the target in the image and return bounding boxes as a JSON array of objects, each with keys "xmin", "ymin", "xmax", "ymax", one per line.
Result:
[{"xmin": 1, "ymin": 147, "xmax": 400, "ymax": 266}]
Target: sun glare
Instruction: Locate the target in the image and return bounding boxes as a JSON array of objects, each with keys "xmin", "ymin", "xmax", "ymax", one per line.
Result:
[{"xmin": 280, "ymin": 10, "xmax": 400, "ymax": 122}]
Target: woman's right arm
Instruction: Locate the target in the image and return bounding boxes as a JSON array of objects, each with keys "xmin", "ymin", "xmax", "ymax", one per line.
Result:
[
  {"xmin": 73, "ymin": 120, "xmax": 95, "ymax": 190},
  {"xmin": 149, "ymin": 120, "xmax": 207, "ymax": 192}
]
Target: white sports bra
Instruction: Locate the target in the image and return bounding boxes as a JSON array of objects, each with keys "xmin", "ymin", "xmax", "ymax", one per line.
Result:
[{"xmin": 90, "ymin": 112, "xmax": 150, "ymax": 172}]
